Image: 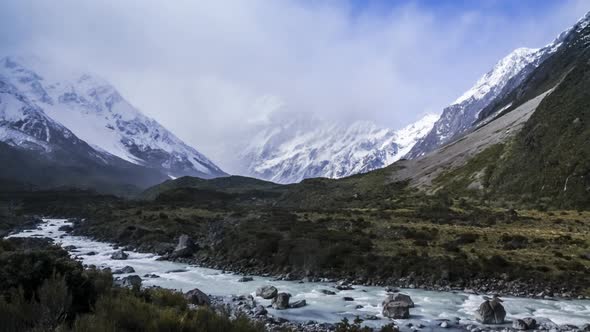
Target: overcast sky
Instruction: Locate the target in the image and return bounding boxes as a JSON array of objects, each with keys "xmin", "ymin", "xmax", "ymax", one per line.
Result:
[{"xmin": 1, "ymin": 0, "xmax": 589, "ymax": 170}]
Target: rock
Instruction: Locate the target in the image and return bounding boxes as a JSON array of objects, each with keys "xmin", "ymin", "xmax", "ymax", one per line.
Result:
[
  {"xmin": 581, "ymin": 323, "xmax": 590, "ymax": 332},
  {"xmin": 385, "ymin": 287, "xmax": 400, "ymax": 293},
  {"xmin": 63, "ymin": 245, "xmax": 77, "ymax": 251},
  {"xmin": 382, "ymin": 293, "xmax": 414, "ymax": 308},
  {"xmin": 290, "ymin": 299, "xmax": 307, "ymax": 308},
  {"xmin": 120, "ymin": 275, "xmax": 142, "ymax": 289},
  {"xmin": 440, "ymin": 321, "xmax": 449, "ymax": 328},
  {"xmin": 382, "ymin": 301, "xmax": 410, "ymax": 319},
  {"xmin": 522, "ymin": 318, "xmax": 537, "ymax": 330},
  {"xmin": 355, "ymin": 305, "xmax": 364, "ymax": 309},
  {"xmin": 184, "ymin": 288, "xmax": 210, "ymax": 306},
  {"xmin": 253, "ymin": 305, "xmax": 267, "ymax": 316},
  {"xmin": 85, "ymin": 251, "xmax": 97, "ymax": 256},
  {"xmin": 143, "ymin": 273, "xmax": 160, "ymax": 278},
  {"xmin": 256, "ymin": 285, "xmax": 278, "ymax": 299},
  {"xmin": 364, "ymin": 315, "xmax": 380, "ymax": 320},
  {"xmin": 336, "ymin": 284, "xmax": 354, "ymax": 290},
  {"xmin": 271, "ymin": 292, "xmax": 290, "ymax": 310},
  {"xmin": 319, "ymin": 289, "xmax": 336, "ymax": 295},
  {"xmin": 238, "ymin": 276, "xmax": 254, "ymax": 282},
  {"xmin": 581, "ymin": 252, "xmax": 590, "ymax": 260},
  {"xmin": 170, "ymin": 234, "xmax": 197, "ymax": 258},
  {"xmin": 513, "ymin": 319, "xmax": 528, "ymax": 330},
  {"xmin": 58, "ymin": 225, "xmax": 74, "ymax": 233},
  {"xmin": 165, "ymin": 269, "xmax": 188, "ymax": 273},
  {"xmin": 475, "ymin": 298, "xmax": 506, "ymax": 324},
  {"xmin": 111, "ymin": 250, "xmax": 129, "ymax": 260},
  {"xmin": 113, "ymin": 266, "xmax": 135, "ymax": 274},
  {"xmin": 343, "ymin": 297, "xmax": 354, "ymax": 301}
]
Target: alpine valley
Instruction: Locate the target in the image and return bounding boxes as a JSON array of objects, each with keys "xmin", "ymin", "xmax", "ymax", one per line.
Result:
[{"xmin": 1, "ymin": 8, "xmax": 590, "ymax": 332}]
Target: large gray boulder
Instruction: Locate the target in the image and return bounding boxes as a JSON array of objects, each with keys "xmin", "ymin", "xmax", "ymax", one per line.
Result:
[
  {"xmin": 382, "ymin": 293, "xmax": 414, "ymax": 308},
  {"xmin": 382, "ymin": 301, "xmax": 410, "ymax": 319},
  {"xmin": 255, "ymin": 285, "xmax": 278, "ymax": 299},
  {"xmin": 184, "ymin": 288, "xmax": 210, "ymax": 306},
  {"xmin": 475, "ymin": 298, "xmax": 506, "ymax": 324},
  {"xmin": 113, "ymin": 266, "xmax": 135, "ymax": 274},
  {"xmin": 290, "ymin": 299, "xmax": 307, "ymax": 308},
  {"xmin": 271, "ymin": 293, "xmax": 290, "ymax": 310},
  {"xmin": 111, "ymin": 250, "xmax": 129, "ymax": 260},
  {"xmin": 170, "ymin": 234, "xmax": 198, "ymax": 258},
  {"xmin": 119, "ymin": 275, "xmax": 142, "ymax": 289}
]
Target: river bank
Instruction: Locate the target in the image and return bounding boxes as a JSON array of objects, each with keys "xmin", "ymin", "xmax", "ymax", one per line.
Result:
[{"xmin": 8, "ymin": 218, "xmax": 590, "ymax": 332}]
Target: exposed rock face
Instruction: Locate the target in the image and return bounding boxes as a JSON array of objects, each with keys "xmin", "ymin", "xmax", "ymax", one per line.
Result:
[
  {"xmin": 111, "ymin": 250, "xmax": 129, "ymax": 260},
  {"xmin": 184, "ymin": 288, "xmax": 210, "ymax": 306},
  {"xmin": 113, "ymin": 266, "xmax": 135, "ymax": 274},
  {"xmin": 271, "ymin": 293, "xmax": 290, "ymax": 310},
  {"xmin": 170, "ymin": 234, "xmax": 197, "ymax": 258},
  {"xmin": 475, "ymin": 298, "xmax": 506, "ymax": 324},
  {"xmin": 382, "ymin": 301, "xmax": 410, "ymax": 319},
  {"xmin": 382, "ymin": 293, "xmax": 414, "ymax": 308},
  {"xmin": 256, "ymin": 285, "xmax": 278, "ymax": 299}
]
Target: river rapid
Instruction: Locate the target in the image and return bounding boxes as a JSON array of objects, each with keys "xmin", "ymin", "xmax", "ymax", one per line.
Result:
[{"xmin": 8, "ymin": 219, "xmax": 590, "ymax": 330}]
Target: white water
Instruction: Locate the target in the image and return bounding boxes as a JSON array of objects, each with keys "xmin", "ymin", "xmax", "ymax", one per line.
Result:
[{"xmin": 8, "ymin": 219, "xmax": 590, "ymax": 329}]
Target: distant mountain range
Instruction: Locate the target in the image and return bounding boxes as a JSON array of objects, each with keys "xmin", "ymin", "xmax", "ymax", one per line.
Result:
[
  {"xmin": 238, "ymin": 114, "xmax": 438, "ymax": 184},
  {"xmin": 0, "ymin": 57, "xmax": 226, "ymax": 193}
]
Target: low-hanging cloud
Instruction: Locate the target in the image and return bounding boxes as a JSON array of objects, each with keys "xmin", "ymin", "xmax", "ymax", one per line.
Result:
[{"xmin": 1, "ymin": 0, "xmax": 589, "ymax": 171}]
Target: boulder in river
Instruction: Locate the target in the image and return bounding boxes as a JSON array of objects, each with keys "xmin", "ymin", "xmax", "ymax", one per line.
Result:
[
  {"xmin": 290, "ymin": 299, "xmax": 306, "ymax": 308},
  {"xmin": 58, "ymin": 225, "xmax": 74, "ymax": 233},
  {"xmin": 272, "ymin": 292, "xmax": 290, "ymax": 310},
  {"xmin": 238, "ymin": 276, "xmax": 254, "ymax": 282},
  {"xmin": 256, "ymin": 285, "xmax": 278, "ymax": 299},
  {"xmin": 170, "ymin": 234, "xmax": 198, "ymax": 258},
  {"xmin": 113, "ymin": 266, "xmax": 135, "ymax": 274},
  {"xmin": 111, "ymin": 250, "xmax": 129, "ymax": 260},
  {"xmin": 475, "ymin": 297, "xmax": 506, "ymax": 324},
  {"xmin": 343, "ymin": 297, "xmax": 354, "ymax": 301},
  {"xmin": 119, "ymin": 275, "xmax": 142, "ymax": 289},
  {"xmin": 522, "ymin": 318, "xmax": 537, "ymax": 330},
  {"xmin": 184, "ymin": 288, "xmax": 210, "ymax": 306},
  {"xmin": 382, "ymin": 301, "xmax": 410, "ymax": 319},
  {"xmin": 382, "ymin": 293, "xmax": 414, "ymax": 308},
  {"xmin": 253, "ymin": 305, "xmax": 267, "ymax": 316},
  {"xmin": 513, "ymin": 319, "xmax": 528, "ymax": 330},
  {"xmin": 319, "ymin": 289, "xmax": 336, "ymax": 295}
]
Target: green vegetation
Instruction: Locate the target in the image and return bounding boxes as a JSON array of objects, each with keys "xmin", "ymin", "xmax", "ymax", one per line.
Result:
[{"xmin": 0, "ymin": 237, "xmax": 266, "ymax": 332}]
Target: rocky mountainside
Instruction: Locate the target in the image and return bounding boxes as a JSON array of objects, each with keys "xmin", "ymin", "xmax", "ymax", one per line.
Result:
[
  {"xmin": 397, "ymin": 12, "xmax": 590, "ymax": 209},
  {"xmin": 239, "ymin": 114, "xmax": 438, "ymax": 184},
  {"xmin": 406, "ymin": 27, "xmax": 569, "ymax": 159},
  {"xmin": 0, "ymin": 56, "xmax": 226, "ymax": 180}
]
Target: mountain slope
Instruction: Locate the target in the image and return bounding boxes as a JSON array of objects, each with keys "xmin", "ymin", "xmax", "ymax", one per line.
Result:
[
  {"xmin": 0, "ymin": 56, "xmax": 226, "ymax": 179},
  {"xmin": 240, "ymin": 114, "xmax": 438, "ymax": 184},
  {"xmin": 406, "ymin": 32, "xmax": 566, "ymax": 159},
  {"xmin": 0, "ymin": 77, "xmax": 167, "ymax": 194}
]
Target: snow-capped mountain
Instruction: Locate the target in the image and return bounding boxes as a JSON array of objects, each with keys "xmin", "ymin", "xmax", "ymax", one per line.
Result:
[
  {"xmin": 0, "ymin": 56, "xmax": 226, "ymax": 179},
  {"xmin": 240, "ymin": 114, "xmax": 438, "ymax": 184},
  {"xmin": 406, "ymin": 34, "xmax": 566, "ymax": 159}
]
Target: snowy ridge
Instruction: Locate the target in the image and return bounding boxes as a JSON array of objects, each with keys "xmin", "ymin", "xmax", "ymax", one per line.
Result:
[
  {"xmin": 240, "ymin": 114, "xmax": 438, "ymax": 184},
  {"xmin": 405, "ymin": 19, "xmax": 573, "ymax": 160},
  {"xmin": 453, "ymin": 48, "xmax": 542, "ymax": 105},
  {"xmin": 0, "ymin": 56, "xmax": 226, "ymax": 179}
]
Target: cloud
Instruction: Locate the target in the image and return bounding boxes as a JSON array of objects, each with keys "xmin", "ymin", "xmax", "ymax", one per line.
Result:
[{"xmin": 1, "ymin": 0, "xmax": 589, "ymax": 172}]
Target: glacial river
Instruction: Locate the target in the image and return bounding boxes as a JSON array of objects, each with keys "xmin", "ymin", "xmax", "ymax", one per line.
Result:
[{"xmin": 8, "ymin": 219, "xmax": 590, "ymax": 329}]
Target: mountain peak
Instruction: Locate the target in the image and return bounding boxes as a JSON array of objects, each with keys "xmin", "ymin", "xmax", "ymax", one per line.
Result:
[{"xmin": 0, "ymin": 56, "xmax": 226, "ymax": 179}]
